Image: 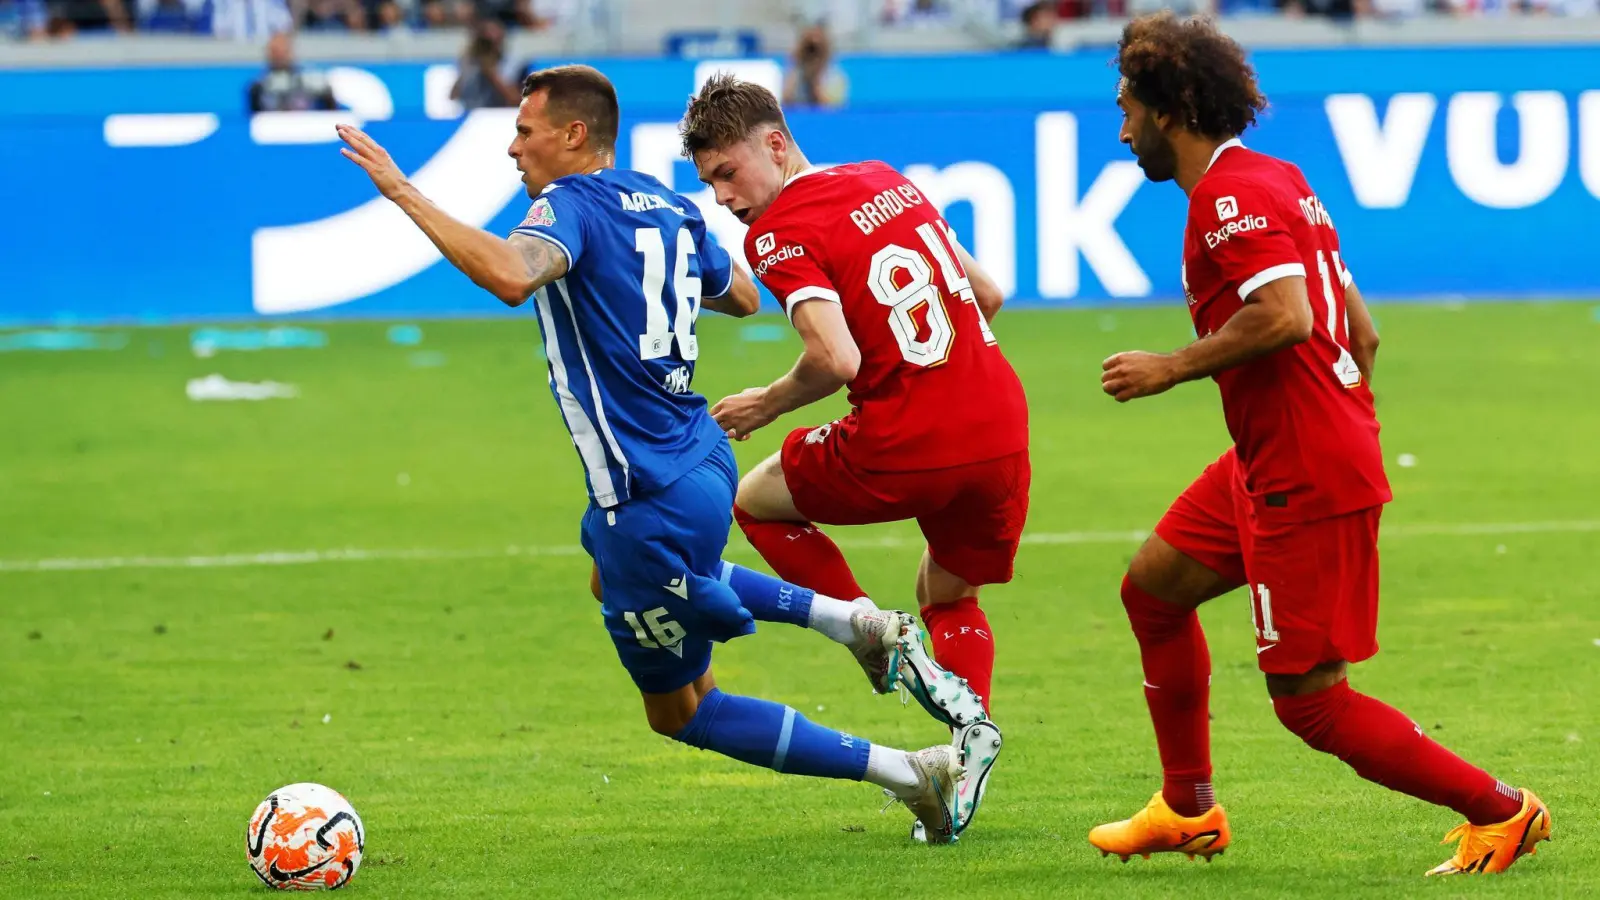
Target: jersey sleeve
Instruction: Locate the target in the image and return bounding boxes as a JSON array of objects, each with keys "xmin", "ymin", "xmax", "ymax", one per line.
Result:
[
  {"xmin": 691, "ymin": 216, "xmax": 735, "ymax": 300},
  {"xmin": 509, "ymin": 184, "xmax": 587, "ymax": 270},
  {"xmin": 745, "ymin": 218, "xmax": 838, "ymax": 323},
  {"xmin": 1192, "ymin": 179, "xmax": 1304, "ymax": 301}
]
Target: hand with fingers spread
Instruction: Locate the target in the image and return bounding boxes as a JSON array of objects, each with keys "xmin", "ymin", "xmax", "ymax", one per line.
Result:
[
  {"xmin": 336, "ymin": 123, "xmax": 409, "ymax": 200},
  {"xmin": 710, "ymin": 387, "xmax": 775, "ymax": 441},
  {"xmin": 1101, "ymin": 350, "xmax": 1180, "ymax": 403}
]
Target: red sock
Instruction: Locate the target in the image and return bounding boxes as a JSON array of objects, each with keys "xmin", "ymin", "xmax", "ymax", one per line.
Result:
[
  {"xmin": 919, "ymin": 598, "xmax": 995, "ymax": 712},
  {"xmin": 1122, "ymin": 575, "xmax": 1214, "ymax": 818},
  {"xmin": 733, "ymin": 506, "xmax": 865, "ymax": 602},
  {"xmin": 1274, "ymin": 681, "xmax": 1523, "ymax": 825}
]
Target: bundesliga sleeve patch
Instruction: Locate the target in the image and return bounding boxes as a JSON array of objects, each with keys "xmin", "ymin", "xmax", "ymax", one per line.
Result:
[{"xmin": 521, "ymin": 197, "xmax": 556, "ymax": 228}]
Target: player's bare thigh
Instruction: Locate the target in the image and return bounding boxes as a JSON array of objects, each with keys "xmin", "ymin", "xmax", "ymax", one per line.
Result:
[
  {"xmin": 1128, "ymin": 532, "xmax": 1243, "ymax": 612},
  {"xmin": 917, "ymin": 550, "xmax": 982, "ymax": 607},
  {"xmin": 734, "ymin": 451, "xmax": 804, "ymax": 522}
]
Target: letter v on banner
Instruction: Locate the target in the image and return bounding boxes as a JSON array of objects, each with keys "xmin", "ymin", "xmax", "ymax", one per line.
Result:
[{"xmin": 1035, "ymin": 112, "xmax": 1150, "ymax": 299}]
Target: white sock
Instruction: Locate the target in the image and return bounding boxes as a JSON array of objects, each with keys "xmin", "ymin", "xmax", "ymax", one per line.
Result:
[
  {"xmin": 862, "ymin": 744, "xmax": 919, "ymax": 794},
  {"xmin": 807, "ymin": 593, "xmax": 860, "ymax": 645}
]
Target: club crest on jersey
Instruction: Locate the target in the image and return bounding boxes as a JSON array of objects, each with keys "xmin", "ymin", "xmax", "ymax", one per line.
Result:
[
  {"xmin": 754, "ymin": 233, "xmax": 775, "ymax": 255},
  {"xmin": 521, "ymin": 197, "xmax": 556, "ymax": 228},
  {"xmin": 1214, "ymin": 195, "xmax": 1239, "ymax": 220}
]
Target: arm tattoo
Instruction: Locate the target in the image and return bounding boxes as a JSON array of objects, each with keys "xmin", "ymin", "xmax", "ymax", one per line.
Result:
[{"xmin": 509, "ymin": 233, "xmax": 570, "ymax": 290}]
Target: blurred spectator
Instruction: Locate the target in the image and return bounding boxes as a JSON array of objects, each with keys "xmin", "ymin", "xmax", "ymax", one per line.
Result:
[
  {"xmin": 1368, "ymin": 0, "xmax": 1424, "ymax": 16},
  {"xmin": 1015, "ymin": 0, "xmax": 1056, "ymax": 46},
  {"xmin": 249, "ymin": 32, "xmax": 337, "ymax": 112},
  {"xmin": 529, "ymin": 0, "xmax": 575, "ymax": 26},
  {"xmin": 451, "ymin": 19, "xmax": 522, "ymax": 110},
  {"xmin": 1217, "ymin": 0, "xmax": 1281, "ymax": 14},
  {"xmin": 882, "ymin": 0, "xmax": 955, "ymax": 23},
  {"xmin": 1281, "ymin": 0, "xmax": 1368, "ymax": 17},
  {"xmin": 783, "ymin": 24, "xmax": 849, "ymax": 109},
  {"xmin": 360, "ymin": 0, "xmax": 406, "ymax": 31},
  {"xmin": 208, "ymin": 0, "xmax": 291, "ymax": 38},
  {"xmin": 419, "ymin": 0, "xmax": 463, "ymax": 27},
  {"xmin": 470, "ymin": 0, "xmax": 534, "ymax": 28},
  {"xmin": 134, "ymin": 0, "xmax": 204, "ymax": 30},
  {"xmin": 1126, "ymin": 0, "xmax": 1213, "ymax": 14},
  {"xmin": 299, "ymin": 0, "xmax": 363, "ymax": 30},
  {"xmin": 0, "ymin": 0, "xmax": 49, "ymax": 37},
  {"xmin": 42, "ymin": 0, "xmax": 131, "ymax": 35}
]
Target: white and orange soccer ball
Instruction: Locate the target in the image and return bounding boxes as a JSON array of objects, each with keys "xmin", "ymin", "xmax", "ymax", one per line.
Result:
[{"xmin": 246, "ymin": 782, "xmax": 365, "ymax": 891}]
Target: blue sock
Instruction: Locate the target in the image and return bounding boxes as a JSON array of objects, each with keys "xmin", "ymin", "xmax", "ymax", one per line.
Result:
[
  {"xmin": 674, "ymin": 688, "xmax": 870, "ymax": 781},
  {"xmin": 719, "ymin": 562, "xmax": 813, "ymax": 628}
]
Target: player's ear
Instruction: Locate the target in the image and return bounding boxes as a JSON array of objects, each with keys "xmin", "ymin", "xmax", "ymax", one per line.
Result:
[
  {"xmin": 566, "ymin": 119, "xmax": 589, "ymax": 151},
  {"xmin": 765, "ymin": 128, "xmax": 787, "ymax": 162}
]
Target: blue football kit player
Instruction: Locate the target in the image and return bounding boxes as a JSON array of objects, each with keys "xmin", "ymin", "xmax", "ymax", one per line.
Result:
[{"xmin": 336, "ymin": 65, "xmax": 993, "ymax": 841}]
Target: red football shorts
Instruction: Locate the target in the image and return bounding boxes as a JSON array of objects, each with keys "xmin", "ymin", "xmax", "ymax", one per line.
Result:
[
  {"xmin": 1154, "ymin": 448, "xmax": 1383, "ymax": 675},
  {"xmin": 779, "ymin": 423, "xmax": 1030, "ymax": 586}
]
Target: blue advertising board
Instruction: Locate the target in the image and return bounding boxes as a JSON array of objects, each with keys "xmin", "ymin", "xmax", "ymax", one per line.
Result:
[{"xmin": 1, "ymin": 46, "xmax": 1597, "ymax": 323}]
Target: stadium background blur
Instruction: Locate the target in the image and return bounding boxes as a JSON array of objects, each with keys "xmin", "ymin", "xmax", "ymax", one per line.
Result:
[{"xmin": 3, "ymin": 3, "xmax": 1598, "ymax": 898}]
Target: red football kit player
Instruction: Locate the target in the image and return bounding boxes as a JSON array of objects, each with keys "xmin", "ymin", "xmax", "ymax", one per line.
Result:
[
  {"xmin": 1089, "ymin": 14, "xmax": 1549, "ymax": 877},
  {"xmin": 682, "ymin": 76, "xmax": 1028, "ymax": 836}
]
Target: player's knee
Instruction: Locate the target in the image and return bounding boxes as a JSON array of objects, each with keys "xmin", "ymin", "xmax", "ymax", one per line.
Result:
[
  {"xmin": 1126, "ymin": 535, "xmax": 1230, "ymax": 611},
  {"xmin": 1269, "ymin": 664, "xmax": 1352, "ymax": 750},
  {"xmin": 1265, "ymin": 660, "xmax": 1347, "ymax": 698},
  {"xmin": 1120, "ymin": 572, "xmax": 1191, "ymax": 640},
  {"xmin": 645, "ymin": 710, "xmax": 687, "ymax": 738},
  {"xmin": 918, "ymin": 561, "xmax": 978, "ymax": 608},
  {"xmin": 588, "ymin": 566, "xmax": 602, "ymax": 602},
  {"xmin": 733, "ymin": 455, "xmax": 795, "ymax": 522},
  {"xmin": 643, "ymin": 692, "xmax": 700, "ymax": 738}
]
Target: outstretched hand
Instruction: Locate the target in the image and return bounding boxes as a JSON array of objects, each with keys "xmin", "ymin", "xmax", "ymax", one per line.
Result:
[
  {"xmin": 1101, "ymin": 350, "xmax": 1180, "ymax": 403},
  {"xmin": 711, "ymin": 387, "xmax": 775, "ymax": 441},
  {"xmin": 336, "ymin": 124, "xmax": 409, "ymax": 200}
]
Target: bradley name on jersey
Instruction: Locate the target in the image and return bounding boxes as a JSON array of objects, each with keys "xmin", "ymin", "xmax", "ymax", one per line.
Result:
[{"xmin": 848, "ymin": 182, "xmax": 929, "ymax": 235}]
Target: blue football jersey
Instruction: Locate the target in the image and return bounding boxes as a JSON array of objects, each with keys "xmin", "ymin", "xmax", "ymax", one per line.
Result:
[{"xmin": 510, "ymin": 168, "xmax": 732, "ymax": 508}]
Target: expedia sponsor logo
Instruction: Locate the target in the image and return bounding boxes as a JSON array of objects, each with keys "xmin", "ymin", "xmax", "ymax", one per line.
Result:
[
  {"xmin": 1204, "ymin": 215, "xmax": 1269, "ymax": 249},
  {"xmin": 756, "ymin": 244, "xmax": 805, "ymax": 278},
  {"xmin": 754, "ymin": 233, "xmax": 775, "ymax": 255}
]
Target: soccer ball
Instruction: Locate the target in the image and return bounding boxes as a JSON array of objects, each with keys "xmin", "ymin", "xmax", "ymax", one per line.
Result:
[{"xmin": 246, "ymin": 782, "xmax": 365, "ymax": 890}]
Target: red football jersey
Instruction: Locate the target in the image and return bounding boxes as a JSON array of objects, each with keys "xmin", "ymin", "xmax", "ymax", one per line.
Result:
[
  {"xmin": 745, "ymin": 162, "xmax": 1028, "ymax": 472},
  {"xmin": 1182, "ymin": 141, "xmax": 1392, "ymax": 523}
]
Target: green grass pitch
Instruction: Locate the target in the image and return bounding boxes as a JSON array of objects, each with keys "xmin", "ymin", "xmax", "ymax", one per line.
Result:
[{"xmin": 1, "ymin": 302, "xmax": 1597, "ymax": 898}]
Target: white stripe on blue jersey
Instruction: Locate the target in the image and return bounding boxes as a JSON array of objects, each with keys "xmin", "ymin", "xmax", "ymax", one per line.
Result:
[
  {"xmin": 553, "ymin": 278, "xmax": 632, "ymax": 500},
  {"xmin": 534, "ymin": 282, "xmax": 620, "ymax": 506}
]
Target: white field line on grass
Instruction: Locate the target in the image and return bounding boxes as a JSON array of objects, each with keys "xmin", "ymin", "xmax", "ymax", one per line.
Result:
[{"xmin": 1, "ymin": 520, "xmax": 1597, "ymax": 574}]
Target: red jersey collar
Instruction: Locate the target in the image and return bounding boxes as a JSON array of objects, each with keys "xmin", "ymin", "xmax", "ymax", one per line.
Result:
[{"xmin": 1206, "ymin": 138, "xmax": 1245, "ymax": 172}]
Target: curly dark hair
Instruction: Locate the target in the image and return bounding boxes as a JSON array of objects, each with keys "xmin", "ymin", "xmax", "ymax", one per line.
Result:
[{"xmin": 1116, "ymin": 13, "xmax": 1266, "ymax": 140}]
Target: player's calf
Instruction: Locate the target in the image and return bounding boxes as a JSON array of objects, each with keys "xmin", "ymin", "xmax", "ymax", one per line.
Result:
[{"xmin": 916, "ymin": 552, "xmax": 997, "ymax": 712}]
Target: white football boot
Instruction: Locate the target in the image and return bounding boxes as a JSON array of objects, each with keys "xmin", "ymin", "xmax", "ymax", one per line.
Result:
[
  {"xmin": 845, "ymin": 598, "xmax": 904, "ymax": 693},
  {"xmin": 886, "ymin": 744, "xmax": 966, "ymax": 845},
  {"xmin": 890, "ymin": 620, "xmax": 990, "ymax": 730},
  {"xmin": 912, "ymin": 720, "xmax": 1003, "ymax": 843}
]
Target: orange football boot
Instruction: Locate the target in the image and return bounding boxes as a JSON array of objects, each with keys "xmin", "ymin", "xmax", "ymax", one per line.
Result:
[
  {"xmin": 1425, "ymin": 789, "xmax": 1551, "ymax": 876},
  {"xmin": 1089, "ymin": 792, "xmax": 1230, "ymax": 862}
]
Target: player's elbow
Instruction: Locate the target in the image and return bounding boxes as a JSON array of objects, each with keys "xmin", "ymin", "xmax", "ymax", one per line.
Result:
[
  {"xmin": 489, "ymin": 276, "xmax": 534, "ymax": 308},
  {"xmin": 1275, "ymin": 300, "xmax": 1314, "ymax": 346},
  {"xmin": 727, "ymin": 282, "xmax": 762, "ymax": 318},
  {"xmin": 1351, "ymin": 327, "xmax": 1379, "ymax": 358},
  {"xmin": 975, "ymin": 282, "xmax": 1005, "ymax": 321},
  {"xmin": 814, "ymin": 341, "xmax": 860, "ymax": 384}
]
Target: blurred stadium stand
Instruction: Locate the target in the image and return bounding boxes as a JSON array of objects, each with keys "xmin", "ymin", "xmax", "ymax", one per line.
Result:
[{"xmin": 3, "ymin": 0, "xmax": 1599, "ymax": 62}]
